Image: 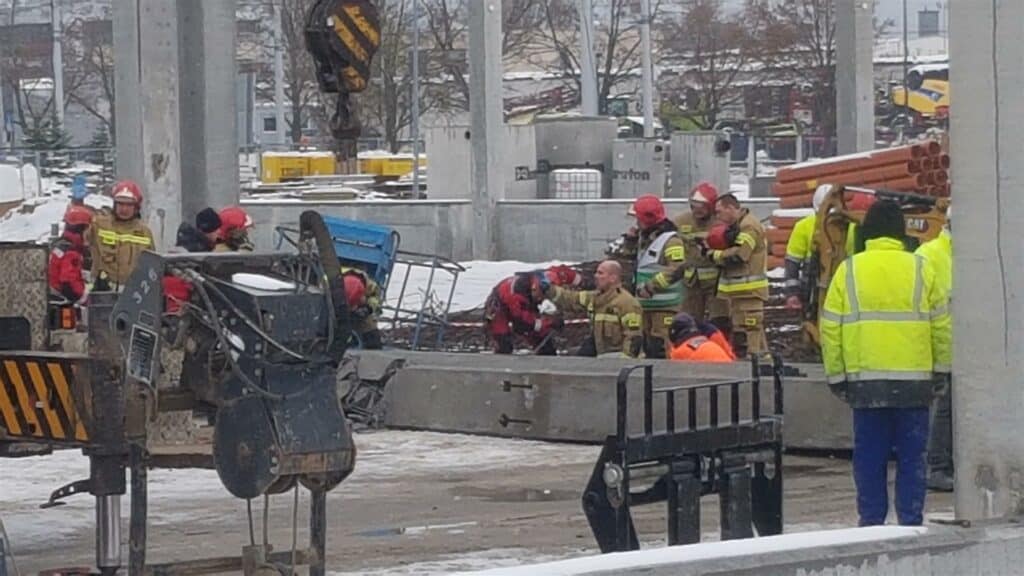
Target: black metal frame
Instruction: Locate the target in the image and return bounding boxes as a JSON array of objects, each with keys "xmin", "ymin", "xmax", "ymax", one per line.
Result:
[{"xmin": 583, "ymin": 356, "xmax": 785, "ymax": 552}]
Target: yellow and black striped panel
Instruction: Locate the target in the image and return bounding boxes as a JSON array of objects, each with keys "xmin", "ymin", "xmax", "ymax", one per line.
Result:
[
  {"xmin": 329, "ymin": 0, "xmax": 380, "ymax": 89},
  {"xmin": 0, "ymin": 355, "xmax": 89, "ymax": 443}
]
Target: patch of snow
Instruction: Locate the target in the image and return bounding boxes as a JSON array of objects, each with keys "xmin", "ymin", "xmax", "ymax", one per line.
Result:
[
  {"xmin": 386, "ymin": 260, "xmax": 570, "ymax": 314},
  {"xmin": 0, "ymin": 164, "xmax": 24, "ymax": 202},
  {"xmin": 232, "ymin": 272, "xmax": 298, "ymax": 291},
  {"xmin": 729, "ymin": 172, "xmax": 750, "ymax": 199},
  {"xmin": 331, "ymin": 548, "xmax": 574, "ymax": 576},
  {"xmin": 0, "ymin": 195, "xmax": 67, "ymax": 242},
  {"xmin": 457, "ymin": 526, "xmax": 928, "ymax": 575}
]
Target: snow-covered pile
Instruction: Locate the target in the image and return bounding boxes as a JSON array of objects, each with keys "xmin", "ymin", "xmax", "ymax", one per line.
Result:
[
  {"xmin": 0, "ymin": 191, "xmax": 110, "ymax": 243},
  {"xmin": 0, "ymin": 164, "xmax": 24, "ymax": 203}
]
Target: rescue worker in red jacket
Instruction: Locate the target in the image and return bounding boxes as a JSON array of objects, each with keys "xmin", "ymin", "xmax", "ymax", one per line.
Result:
[
  {"xmin": 484, "ymin": 271, "xmax": 563, "ymax": 355},
  {"xmin": 668, "ymin": 313, "xmax": 734, "ymax": 362},
  {"xmin": 49, "ymin": 205, "xmax": 93, "ymax": 303},
  {"xmin": 342, "ymin": 269, "xmax": 384, "ymax": 349}
]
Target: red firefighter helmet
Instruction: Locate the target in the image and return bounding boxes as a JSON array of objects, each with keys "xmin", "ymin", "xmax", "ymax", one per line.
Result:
[
  {"xmin": 343, "ymin": 274, "xmax": 367, "ymax": 308},
  {"xmin": 112, "ymin": 180, "xmax": 143, "ymax": 205},
  {"xmin": 706, "ymin": 223, "xmax": 732, "ymax": 250},
  {"xmin": 630, "ymin": 195, "xmax": 666, "ymax": 229},
  {"xmin": 63, "ymin": 205, "xmax": 93, "ymax": 227},
  {"xmin": 689, "ymin": 182, "xmax": 719, "ymax": 207},
  {"xmin": 218, "ymin": 207, "xmax": 254, "ymax": 234}
]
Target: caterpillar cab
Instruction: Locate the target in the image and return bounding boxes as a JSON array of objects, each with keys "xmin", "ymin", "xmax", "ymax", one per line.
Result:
[
  {"xmin": 802, "ymin": 185, "xmax": 950, "ymax": 344},
  {"xmin": 0, "ymin": 212, "xmax": 355, "ymax": 575}
]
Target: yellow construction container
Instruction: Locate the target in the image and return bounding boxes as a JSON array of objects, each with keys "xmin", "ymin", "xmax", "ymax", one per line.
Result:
[
  {"xmin": 358, "ymin": 156, "xmax": 386, "ymax": 175},
  {"xmin": 261, "ymin": 152, "xmax": 337, "ymax": 183},
  {"xmin": 307, "ymin": 153, "xmax": 337, "ymax": 176},
  {"xmin": 380, "ymin": 156, "xmax": 426, "ymax": 177}
]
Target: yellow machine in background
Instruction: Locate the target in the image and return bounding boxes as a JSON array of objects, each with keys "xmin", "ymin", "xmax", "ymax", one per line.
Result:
[
  {"xmin": 803, "ymin": 185, "xmax": 950, "ymax": 344},
  {"xmin": 890, "ymin": 64, "xmax": 950, "ymax": 123},
  {"xmin": 261, "ymin": 151, "xmax": 337, "ymax": 183}
]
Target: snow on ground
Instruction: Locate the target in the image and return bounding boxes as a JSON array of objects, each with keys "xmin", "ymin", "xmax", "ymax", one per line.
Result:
[
  {"xmin": 331, "ymin": 548, "xmax": 574, "ymax": 576},
  {"xmin": 0, "ymin": 431, "xmax": 598, "ymax": 545},
  {"xmin": 457, "ymin": 526, "xmax": 929, "ymax": 576},
  {"xmin": 0, "ymin": 190, "xmax": 110, "ymax": 243},
  {"xmin": 728, "ymin": 171, "xmax": 749, "ymax": 199},
  {"xmin": 386, "ymin": 260, "xmax": 569, "ymax": 313}
]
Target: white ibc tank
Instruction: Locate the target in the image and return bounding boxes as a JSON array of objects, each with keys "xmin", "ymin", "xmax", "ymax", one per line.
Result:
[{"xmin": 550, "ymin": 168, "xmax": 602, "ymax": 199}]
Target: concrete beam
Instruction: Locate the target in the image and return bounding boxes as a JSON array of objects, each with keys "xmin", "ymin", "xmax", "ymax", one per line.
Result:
[
  {"xmin": 177, "ymin": 0, "xmax": 240, "ymax": 220},
  {"xmin": 114, "ymin": 0, "xmax": 182, "ymax": 248},
  {"xmin": 354, "ymin": 351, "xmax": 851, "ymax": 451},
  {"xmin": 468, "ymin": 0, "xmax": 503, "ymax": 259},
  {"xmin": 949, "ymin": 0, "xmax": 1024, "ymax": 520},
  {"xmin": 835, "ymin": 0, "xmax": 874, "ymax": 154}
]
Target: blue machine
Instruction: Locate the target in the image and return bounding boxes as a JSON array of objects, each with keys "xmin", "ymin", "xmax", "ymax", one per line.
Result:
[{"xmin": 321, "ymin": 215, "xmax": 401, "ymax": 289}]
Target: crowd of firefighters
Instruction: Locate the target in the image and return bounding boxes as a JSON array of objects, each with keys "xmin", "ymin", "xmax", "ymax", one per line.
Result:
[
  {"xmin": 483, "ymin": 181, "xmax": 955, "ymax": 526},
  {"xmin": 46, "ymin": 179, "xmax": 383, "ymax": 349},
  {"xmin": 484, "ymin": 182, "xmax": 765, "ymax": 363}
]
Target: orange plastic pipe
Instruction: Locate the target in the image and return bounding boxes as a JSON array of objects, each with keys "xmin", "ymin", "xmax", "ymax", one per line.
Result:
[
  {"xmin": 773, "ymin": 163, "xmax": 916, "ymax": 196},
  {"xmin": 775, "ymin": 144, "xmax": 929, "ymax": 184}
]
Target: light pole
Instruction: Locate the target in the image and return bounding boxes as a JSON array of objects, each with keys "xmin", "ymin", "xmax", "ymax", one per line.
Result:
[
  {"xmin": 639, "ymin": 0, "xmax": 654, "ymax": 138},
  {"xmin": 411, "ymin": 0, "xmax": 421, "ymax": 197},
  {"xmin": 51, "ymin": 0, "xmax": 64, "ymax": 125},
  {"xmin": 578, "ymin": 0, "xmax": 598, "ymax": 115}
]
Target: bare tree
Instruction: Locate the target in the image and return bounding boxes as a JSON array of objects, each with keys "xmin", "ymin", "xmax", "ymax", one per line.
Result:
[
  {"xmin": 422, "ymin": 0, "xmax": 545, "ymax": 112},
  {"xmin": 532, "ymin": 0, "xmax": 663, "ymax": 115},
  {"xmin": 659, "ymin": 0, "xmax": 770, "ymax": 129},
  {"xmin": 278, "ymin": 0, "xmax": 325, "ymax": 144},
  {"xmin": 63, "ymin": 12, "xmax": 116, "ymax": 141}
]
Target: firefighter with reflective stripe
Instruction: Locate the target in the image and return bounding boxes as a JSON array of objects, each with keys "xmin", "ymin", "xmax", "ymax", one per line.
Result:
[
  {"xmin": 673, "ymin": 182, "xmax": 730, "ymax": 327},
  {"xmin": 49, "ymin": 205, "xmax": 92, "ymax": 303},
  {"xmin": 544, "ymin": 260, "xmax": 643, "ymax": 357},
  {"xmin": 709, "ymin": 193, "xmax": 769, "ymax": 357},
  {"xmin": 915, "ymin": 224, "xmax": 954, "ymax": 492},
  {"xmin": 629, "ymin": 195, "xmax": 687, "ymax": 358},
  {"xmin": 821, "ymin": 200, "xmax": 952, "ymax": 527},
  {"xmin": 89, "ymin": 180, "xmax": 155, "ymax": 290},
  {"xmin": 668, "ymin": 313, "xmax": 733, "ymax": 362},
  {"xmin": 784, "ymin": 185, "xmax": 858, "ymax": 309},
  {"xmin": 215, "ymin": 207, "xmax": 255, "ymax": 252},
  {"xmin": 341, "ymin": 266, "xmax": 383, "ymax": 349}
]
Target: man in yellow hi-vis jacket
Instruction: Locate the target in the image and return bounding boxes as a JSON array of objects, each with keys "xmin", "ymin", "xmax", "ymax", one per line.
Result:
[
  {"xmin": 89, "ymin": 180, "xmax": 155, "ymax": 290},
  {"xmin": 821, "ymin": 200, "xmax": 952, "ymax": 527}
]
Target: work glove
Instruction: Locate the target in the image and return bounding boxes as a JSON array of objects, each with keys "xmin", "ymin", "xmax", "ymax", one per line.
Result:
[
  {"xmin": 636, "ymin": 282, "xmax": 654, "ymax": 299},
  {"xmin": 538, "ymin": 299, "xmax": 558, "ymax": 316}
]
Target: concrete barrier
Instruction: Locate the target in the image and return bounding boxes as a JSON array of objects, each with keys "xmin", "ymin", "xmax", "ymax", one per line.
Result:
[
  {"xmin": 245, "ymin": 198, "xmax": 781, "ymax": 263},
  {"xmin": 352, "ymin": 351, "xmax": 852, "ymax": 451},
  {"xmin": 455, "ymin": 523, "xmax": 1024, "ymax": 576}
]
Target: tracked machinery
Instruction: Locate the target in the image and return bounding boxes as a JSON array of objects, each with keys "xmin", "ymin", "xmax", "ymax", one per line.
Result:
[
  {"xmin": 305, "ymin": 0, "xmax": 381, "ymax": 161},
  {"xmin": 800, "ymin": 185, "xmax": 950, "ymax": 344},
  {"xmin": 0, "ymin": 212, "xmax": 356, "ymax": 575}
]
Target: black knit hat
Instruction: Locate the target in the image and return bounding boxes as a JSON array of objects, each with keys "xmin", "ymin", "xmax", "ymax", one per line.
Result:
[
  {"xmin": 861, "ymin": 200, "xmax": 905, "ymax": 242},
  {"xmin": 669, "ymin": 313, "xmax": 700, "ymax": 346},
  {"xmin": 195, "ymin": 207, "xmax": 221, "ymax": 234}
]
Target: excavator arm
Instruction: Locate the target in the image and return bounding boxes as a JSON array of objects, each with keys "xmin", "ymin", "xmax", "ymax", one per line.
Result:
[
  {"xmin": 804, "ymin": 185, "xmax": 950, "ymax": 344},
  {"xmin": 305, "ymin": 0, "xmax": 381, "ymax": 160}
]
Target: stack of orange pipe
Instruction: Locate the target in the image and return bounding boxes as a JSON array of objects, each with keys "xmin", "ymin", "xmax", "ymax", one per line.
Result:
[
  {"xmin": 763, "ymin": 141, "xmax": 951, "ymax": 269},
  {"xmin": 771, "ymin": 142, "xmax": 950, "ymax": 209}
]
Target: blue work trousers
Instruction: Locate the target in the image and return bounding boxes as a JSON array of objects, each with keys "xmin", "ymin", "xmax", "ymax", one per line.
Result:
[{"xmin": 853, "ymin": 407, "xmax": 930, "ymax": 526}]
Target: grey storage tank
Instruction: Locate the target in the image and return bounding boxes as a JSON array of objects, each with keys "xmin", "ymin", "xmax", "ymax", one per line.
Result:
[{"xmin": 611, "ymin": 138, "xmax": 667, "ymax": 198}]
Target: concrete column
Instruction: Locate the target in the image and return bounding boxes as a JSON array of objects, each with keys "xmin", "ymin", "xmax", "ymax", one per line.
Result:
[
  {"xmin": 178, "ymin": 0, "xmax": 239, "ymax": 221},
  {"xmin": 835, "ymin": 0, "xmax": 874, "ymax": 154},
  {"xmin": 468, "ymin": 0, "xmax": 503, "ymax": 259},
  {"xmin": 114, "ymin": 0, "xmax": 182, "ymax": 248},
  {"xmin": 950, "ymin": 0, "xmax": 1024, "ymax": 520}
]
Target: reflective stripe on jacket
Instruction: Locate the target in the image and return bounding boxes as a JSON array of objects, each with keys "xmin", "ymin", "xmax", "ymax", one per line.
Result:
[
  {"xmin": 820, "ymin": 237, "xmax": 952, "ymax": 386},
  {"xmin": 674, "ymin": 212, "xmax": 719, "ymax": 285}
]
